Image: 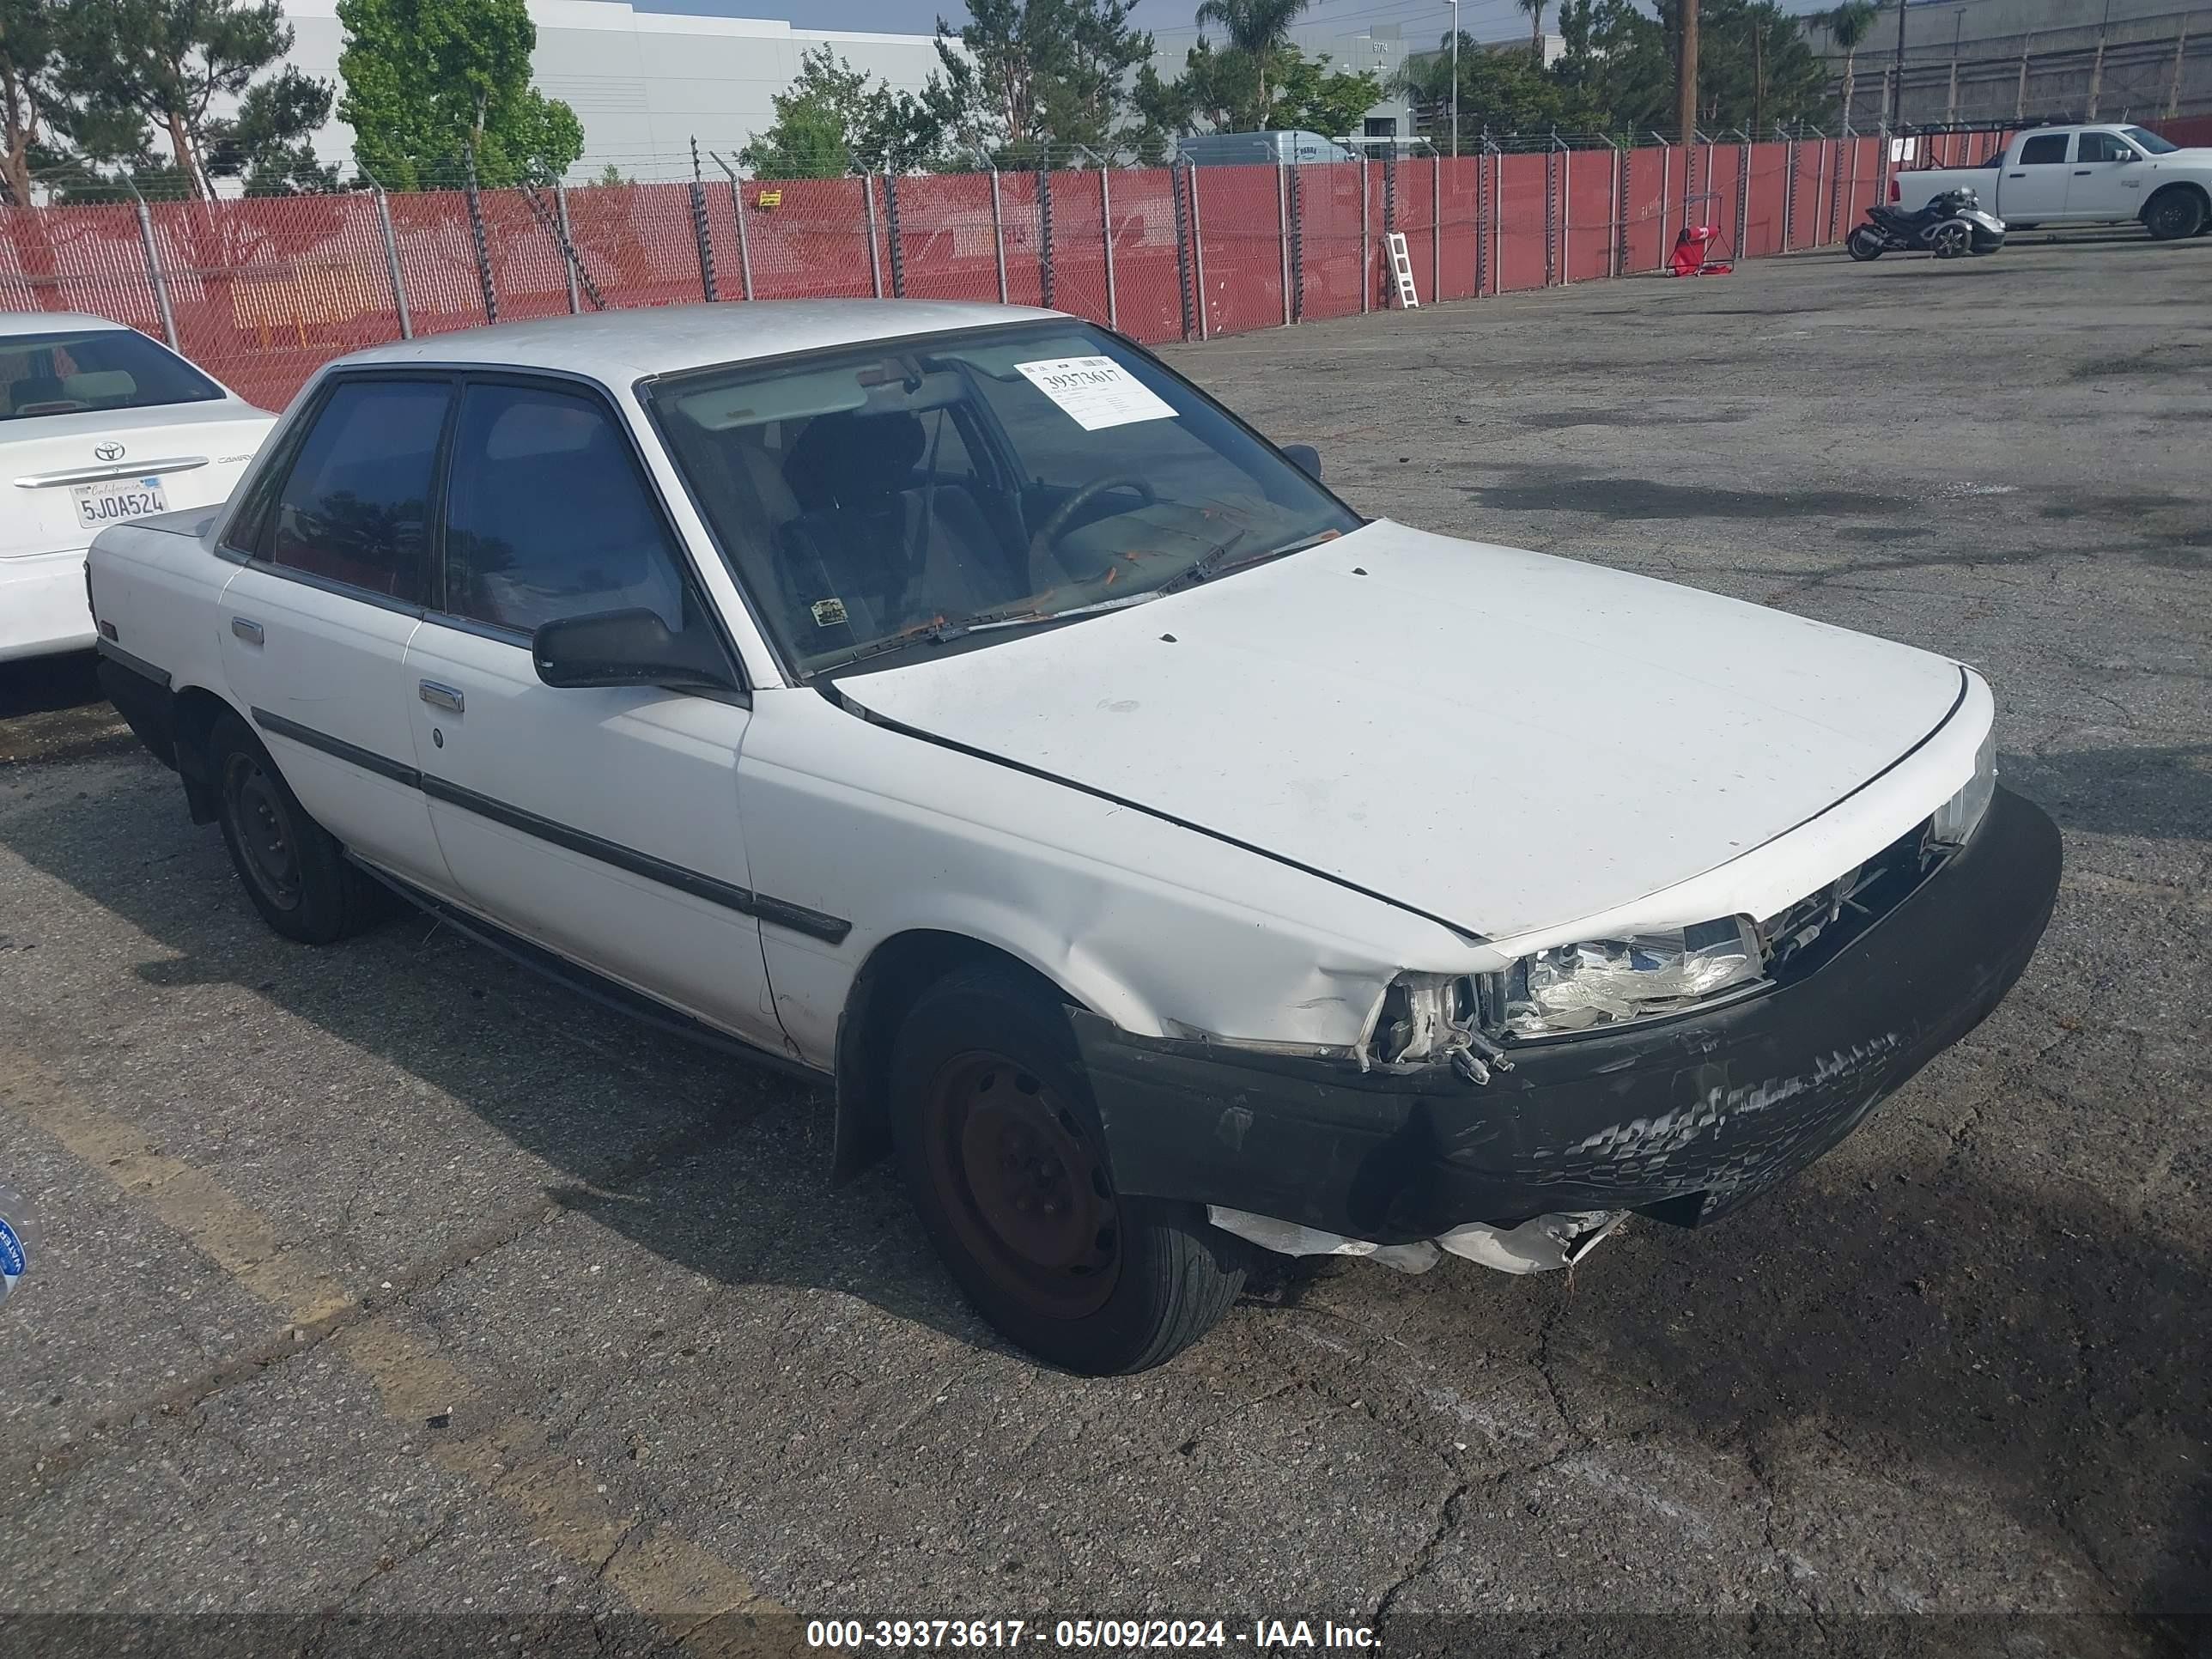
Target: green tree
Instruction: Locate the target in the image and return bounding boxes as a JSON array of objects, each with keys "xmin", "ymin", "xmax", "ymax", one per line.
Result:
[
  {"xmin": 1826, "ymin": 1, "xmax": 1878, "ymax": 128},
  {"xmin": 1396, "ymin": 28, "xmax": 1598, "ymax": 142},
  {"xmin": 53, "ymin": 0, "xmax": 330, "ymax": 198},
  {"xmin": 337, "ymin": 0, "xmax": 582, "ymax": 189},
  {"xmin": 932, "ymin": 0, "xmax": 1152, "ymax": 164},
  {"xmin": 1269, "ymin": 50, "xmax": 1381, "ymax": 137},
  {"xmin": 1189, "ymin": 0, "xmax": 1306, "ymax": 126},
  {"xmin": 0, "ymin": 0, "xmax": 82, "ymax": 205},
  {"xmin": 741, "ymin": 45, "xmax": 947, "ymax": 177},
  {"xmin": 209, "ymin": 67, "xmax": 337, "ymax": 193},
  {"xmin": 1520, "ymin": 0, "xmax": 1548, "ymax": 58}
]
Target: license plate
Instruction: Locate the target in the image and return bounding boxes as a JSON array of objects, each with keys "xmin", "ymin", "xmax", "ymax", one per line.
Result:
[{"xmin": 72, "ymin": 477, "xmax": 169, "ymax": 529}]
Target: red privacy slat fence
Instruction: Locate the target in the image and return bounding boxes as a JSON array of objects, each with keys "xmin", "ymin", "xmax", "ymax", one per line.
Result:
[{"xmin": 8, "ymin": 122, "xmax": 2118, "ymax": 415}]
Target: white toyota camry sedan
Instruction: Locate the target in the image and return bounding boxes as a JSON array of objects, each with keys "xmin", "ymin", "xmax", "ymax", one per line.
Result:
[
  {"xmin": 86, "ymin": 301, "xmax": 2059, "ymax": 1373},
  {"xmin": 3, "ymin": 312, "xmax": 274, "ymax": 661}
]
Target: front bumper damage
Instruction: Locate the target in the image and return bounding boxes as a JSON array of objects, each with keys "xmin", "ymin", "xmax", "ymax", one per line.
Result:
[{"xmin": 1075, "ymin": 786, "xmax": 2061, "ymax": 1264}]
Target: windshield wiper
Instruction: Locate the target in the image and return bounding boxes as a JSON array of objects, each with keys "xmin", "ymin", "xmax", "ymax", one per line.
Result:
[
  {"xmin": 1156, "ymin": 525, "xmax": 1343, "ymax": 595},
  {"xmin": 1155, "ymin": 528, "xmax": 1250, "ymax": 595}
]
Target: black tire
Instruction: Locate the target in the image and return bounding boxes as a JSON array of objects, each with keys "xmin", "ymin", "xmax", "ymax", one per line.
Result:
[
  {"xmin": 1845, "ymin": 227, "xmax": 1885, "ymax": 262},
  {"xmin": 1930, "ymin": 221, "xmax": 1971, "ymax": 258},
  {"xmin": 208, "ymin": 712, "xmax": 383, "ymax": 945},
  {"xmin": 888, "ymin": 962, "xmax": 1244, "ymax": 1374},
  {"xmin": 2144, "ymin": 188, "xmax": 2208, "ymax": 241}
]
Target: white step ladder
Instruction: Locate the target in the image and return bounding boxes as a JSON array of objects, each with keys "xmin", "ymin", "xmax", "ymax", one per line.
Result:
[{"xmin": 1385, "ymin": 231, "xmax": 1419, "ymax": 308}]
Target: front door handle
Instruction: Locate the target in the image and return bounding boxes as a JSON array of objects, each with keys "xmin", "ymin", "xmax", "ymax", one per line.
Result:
[
  {"xmin": 2073, "ymin": 168, "xmax": 2091, "ymax": 176},
  {"xmin": 230, "ymin": 617, "xmax": 263, "ymax": 645},
  {"xmin": 2008, "ymin": 171, "xmax": 2026, "ymax": 179},
  {"xmin": 418, "ymin": 680, "xmax": 465, "ymax": 714}
]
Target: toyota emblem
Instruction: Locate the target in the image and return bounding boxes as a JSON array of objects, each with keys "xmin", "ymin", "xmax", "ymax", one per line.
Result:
[{"xmin": 93, "ymin": 441, "xmax": 125, "ymax": 462}]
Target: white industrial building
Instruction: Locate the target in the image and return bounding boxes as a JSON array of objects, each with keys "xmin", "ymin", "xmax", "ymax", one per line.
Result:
[{"xmin": 278, "ymin": 0, "xmax": 952, "ymax": 180}]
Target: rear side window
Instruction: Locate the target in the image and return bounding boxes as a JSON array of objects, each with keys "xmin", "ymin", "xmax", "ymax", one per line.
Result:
[
  {"xmin": 0, "ymin": 327, "xmax": 225, "ymax": 421},
  {"xmin": 2017, "ymin": 134, "xmax": 2069, "ymax": 166},
  {"xmin": 440, "ymin": 381, "xmax": 691, "ymax": 635},
  {"xmin": 264, "ymin": 378, "xmax": 450, "ymax": 605}
]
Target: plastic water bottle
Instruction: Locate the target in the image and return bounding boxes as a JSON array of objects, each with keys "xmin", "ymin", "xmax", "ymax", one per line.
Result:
[{"xmin": 0, "ymin": 1185, "xmax": 34, "ymax": 1310}]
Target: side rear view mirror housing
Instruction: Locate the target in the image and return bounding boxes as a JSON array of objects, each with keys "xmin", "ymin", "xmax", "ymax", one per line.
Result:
[
  {"xmin": 532, "ymin": 608, "xmax": 738, "ymax": 693},
  {"xmin": 1281, "ymin": 442, "xmax": 1323, "ymax": 482}
]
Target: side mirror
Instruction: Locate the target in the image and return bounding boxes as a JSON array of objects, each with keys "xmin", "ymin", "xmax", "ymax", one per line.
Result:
[
  {"xmin": 532, "ymin": 608, "xmax": 738, "ymax": 693},
  {"xmin": 1281, "ymin": 442, "xmax": 1323, "ymax": 482},
  {"xmin": 2117, "ymin": 150, "xmax": 2140, "ymax": 163}
]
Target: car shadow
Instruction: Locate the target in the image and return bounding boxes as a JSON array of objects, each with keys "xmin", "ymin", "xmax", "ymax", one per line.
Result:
[
  {"xmin": 0, "ymin": 763, "xmax": 2205, "ymax": 1642},
  {"xmin": 2002, "ymin": 745, "xmax": 2212, "ymax": 842}
]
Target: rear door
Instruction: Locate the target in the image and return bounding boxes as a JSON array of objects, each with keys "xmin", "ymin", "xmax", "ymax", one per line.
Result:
[
  {"xmin": 216, "ymin": 374, "xmax": 457, "ymax": 896},
  {"xmin": 399, "ymin": 374, "xmax": 784, "ymax": 1049},
  {"xmin": 2067, "ymin": 130, "xmax": 2148, "ymax": 219},
  {"xmin": 2000, "ymin": 131, "xmax": 2075, "ymax": 221}
]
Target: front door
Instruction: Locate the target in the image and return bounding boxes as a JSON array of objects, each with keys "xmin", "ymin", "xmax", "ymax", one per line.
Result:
[
  {"xmin": 2067, "ymin": 131, "xmax": 2148, "ymax": 219},
  {"xmin": 216, "ymin": 374, "xmax": 455, "ymax": 896},
  {"xmin": 400, "ymin": 376, "xmax": 785, "ymax": 1051},
  {"xmin": 2001, "ymin": 131, "xmax": 2075, "ymax": 221}
]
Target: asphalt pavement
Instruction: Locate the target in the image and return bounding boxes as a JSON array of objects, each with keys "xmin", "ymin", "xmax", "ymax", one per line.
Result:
[{"xmin": 2, "ymin": 230, "xmax": 2207, "ymax": 1659}]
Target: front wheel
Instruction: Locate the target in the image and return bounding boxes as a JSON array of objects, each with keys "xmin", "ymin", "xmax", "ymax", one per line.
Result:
[
  {"xmin": 889, "ymin": 963, "xmax": 1245, "ymax": 1374},
  {"xmin": 1846, "ymin": 227, "xmax": 1886, "ymax": 262},
  {"xmin": 2144, "ymin": 188, "xmax": 2208, "ymax": 241},
  {"xmin": 1930, "ymin": 221, "xmax": 1971, "ymax": 258}
]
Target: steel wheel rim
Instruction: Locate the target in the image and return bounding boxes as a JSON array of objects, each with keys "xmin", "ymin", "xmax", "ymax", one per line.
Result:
[
  {"xmin": 2150, "ymin": 198, "xmax": 2190, "ymax": 236},
  {"xmin": 922, "ymin": 1050, "xmax": 1121, "ymax": 1319},
  {"xmin": 223, "ymin": 751, "xmax": 301, "ymax": 910}
]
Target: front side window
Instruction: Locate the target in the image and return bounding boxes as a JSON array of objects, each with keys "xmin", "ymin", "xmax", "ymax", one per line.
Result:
[
  {"xmin": 2017, "ymin": 134, "xmax": 2069, "ymax": 166},
  {"xmin": 0, "ymin": 327, "xmax": 226, "ymax": 421},
  {"xmin": 649, "ymin": 321, "xmax": 1358, "ymax": 676},
  {"xmin": 2076, "ymin": 131, "xmax": 2139, "ymax": 164},
  {"xmin": 440, "ymin": 382, "xmax": 691, "ymax": 635},
  {"xmin": 264, "ymin": 378, "xmax": 449, "ymax": 604}
]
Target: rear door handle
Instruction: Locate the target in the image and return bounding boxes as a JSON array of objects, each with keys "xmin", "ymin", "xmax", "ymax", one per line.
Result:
[
  {"xmin": 230, "ymin": 617, "xmax": 263, "ymax": 645},
  {"xmin": 418, "ymin": 680, "xmax": 465, "ymax": 714}
]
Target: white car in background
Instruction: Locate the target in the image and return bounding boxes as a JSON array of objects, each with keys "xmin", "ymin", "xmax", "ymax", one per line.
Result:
[{"xmin": 2, "ymin": 313, "xmax": 273, "ymax": 661}]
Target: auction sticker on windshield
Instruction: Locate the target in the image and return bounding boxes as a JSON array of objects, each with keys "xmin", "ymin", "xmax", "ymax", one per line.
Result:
[{"xmin": 1015, "ymin": 356, "xmax": 1176, "ymax": 431}]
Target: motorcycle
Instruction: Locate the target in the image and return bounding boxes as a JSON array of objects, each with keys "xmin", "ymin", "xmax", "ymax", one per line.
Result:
[{"xmin": 1847, "ymin": 186, "xmax": 2007, "ymax": 260}]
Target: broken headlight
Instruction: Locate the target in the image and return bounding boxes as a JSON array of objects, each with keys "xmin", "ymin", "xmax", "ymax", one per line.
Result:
[
  {"xmin": 1929, "ymin": 727, "xmax": 1996, "ymax": 847},
  {"xmin": 1502, "ymin": 915, "xmax": 1765, "ymax": 1037}
]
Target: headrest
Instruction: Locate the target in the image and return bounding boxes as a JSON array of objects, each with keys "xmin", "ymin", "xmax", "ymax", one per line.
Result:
[{"xmin": 786, "ymin": 410, "xmax": 927, "ymax": 509}]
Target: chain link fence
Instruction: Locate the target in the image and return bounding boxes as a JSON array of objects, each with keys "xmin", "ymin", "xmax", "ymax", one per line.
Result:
[{"xmin": 0, "ymin": 122, "xmax": 2107, "ymax": 412}]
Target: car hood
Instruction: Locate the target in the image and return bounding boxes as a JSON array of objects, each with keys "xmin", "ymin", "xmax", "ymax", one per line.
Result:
[{"xmin": 837, "ymin": 520, "xmax": 1967, "ymax": 941}]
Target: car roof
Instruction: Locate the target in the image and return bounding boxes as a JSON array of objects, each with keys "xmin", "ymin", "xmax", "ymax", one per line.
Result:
[
  {"xmin": 331, "ymin": 300, "xmax": 1065, "ymax": 383},
  {"xmin": 0, "ymin": 310, "xmax": 134, "ymax": 339}
]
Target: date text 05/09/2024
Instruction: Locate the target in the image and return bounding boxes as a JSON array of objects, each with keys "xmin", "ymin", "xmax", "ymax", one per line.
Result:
[{"xmin": 805, "ymin": 1620, "xmax": 1379, "ymax": 1650}]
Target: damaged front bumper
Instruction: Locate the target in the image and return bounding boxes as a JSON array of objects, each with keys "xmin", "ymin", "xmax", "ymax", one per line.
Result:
[{"xmin": 1074, "ymin": 786, "xmax": 2062, "ymax": 1251}]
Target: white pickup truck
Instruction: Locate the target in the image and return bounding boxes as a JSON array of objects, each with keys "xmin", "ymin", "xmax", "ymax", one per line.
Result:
[{"xmin": 1894, "ymin": 123, "xmax": 2212, "ymax": 240}]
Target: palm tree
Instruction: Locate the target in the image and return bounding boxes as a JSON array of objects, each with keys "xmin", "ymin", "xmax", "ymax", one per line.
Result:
[
  {"xmin": 1827, "ymin": 1, "xmax": 1879, "ymax": 130},
  {"xmin": 1520, "ymin": 0, "xmax": 1547, "ymax": 61},
  {"xmin": 1192, "ymin": 0, "xmax": 1309, "ymax": 128}
]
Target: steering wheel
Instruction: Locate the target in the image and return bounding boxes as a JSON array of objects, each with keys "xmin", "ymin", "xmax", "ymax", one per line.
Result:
[{"xmin": 1027, "ymin": 475, "xmax": 1158, "ymax": 573}]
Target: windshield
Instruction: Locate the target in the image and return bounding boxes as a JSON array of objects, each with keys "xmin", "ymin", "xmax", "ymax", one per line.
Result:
[
  {"xmin": 0, "ymin": 327, "xmax": 225, "ymax": 422},
  {"xmin": 648, "ymin": 320, "xmax": 1358, "ymax": 676},
  {"xmin": 2121, "ymin": 126, "xmax": 2179, "ymax": 155}
]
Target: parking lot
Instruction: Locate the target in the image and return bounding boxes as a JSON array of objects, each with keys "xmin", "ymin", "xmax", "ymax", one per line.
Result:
[{"xmin": 3, "ymin": 233, "xmax": 2208, "ymax": 1658}]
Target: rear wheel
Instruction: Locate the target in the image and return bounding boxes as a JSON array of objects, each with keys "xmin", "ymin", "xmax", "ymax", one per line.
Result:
[
  {"xmin": 209, "ymin": 713, "xmax": 383, "ymax": 945},
  {"xmin": 2144, "ymin": 188, "xmax": 2208, "ymax": 241},
  {"xmin": 889, "ymin": 963, "xmax": 1244, "ymax": 1374},
  {"xmin": 1846, "ymin": 227, "xmax": 1886, "ymax": 262}
]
